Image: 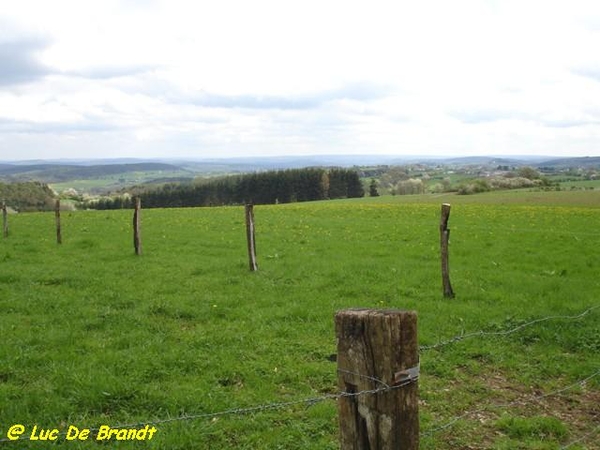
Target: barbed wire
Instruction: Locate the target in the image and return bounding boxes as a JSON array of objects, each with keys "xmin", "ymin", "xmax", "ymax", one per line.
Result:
[
  {"xmin": 560, "ymin": 425, "xmax": 600, "ymax": 449},
  {"xmin": 337, "ymin": 368, "xmax": 391, "ymax": 389},
  {"xmin": 0, "ymin": 370, "xmax": 414, "ymax": 445},
  {"xmin": 3, "ymin": 367, "xmax": 595, "ymax": 446},
  {"xmin": 1, "ymin": 307, "xmax": 598, "ymax": 446},
  {"xmin": 420, "ymin": 304, "xmax": 600, "ymax": 352},
  {"xmin": 421, "ymin": 368, "xmax": 600, "ymax": 437}
]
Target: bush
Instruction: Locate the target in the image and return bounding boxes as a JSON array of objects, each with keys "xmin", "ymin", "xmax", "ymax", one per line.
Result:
[
  {"xmin": 393, "ymin": 178, "xmax": 425, "ymax": 195},
  {"xmin": 457, "ymin": 179, "xmax": 490, "ymax": 195}
]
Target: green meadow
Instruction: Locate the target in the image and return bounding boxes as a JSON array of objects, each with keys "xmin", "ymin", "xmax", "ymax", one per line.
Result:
[{"xmin": 1, "ymin": 191, "xmax": 599, "ymax": 449}]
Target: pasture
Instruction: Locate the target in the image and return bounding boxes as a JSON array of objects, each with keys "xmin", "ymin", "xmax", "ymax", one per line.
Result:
[{"xmin": 1, "ymin": 190, "xmax": 599, "ymax": 449}]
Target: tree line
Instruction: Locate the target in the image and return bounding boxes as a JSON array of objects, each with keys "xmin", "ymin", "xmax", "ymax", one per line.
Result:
[{"xmin": 89, "ymin": 168, "xmax": 364, "ymax": 210}]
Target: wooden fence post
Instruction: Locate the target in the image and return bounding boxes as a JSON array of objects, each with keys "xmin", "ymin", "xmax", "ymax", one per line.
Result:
[
  {"xmin": 55, "ymin": 199, "xmax": 62, "ymax": 244},
  {"xmin": 336, "ymin": 309, "xmax": 419, "ymax": 450},
  {"xmin": 133, "ymin": 197, "xmax": 142, "ymax": 255},
  {"xmin": 2, "ymin": 201, "xmax": 8, "ymax": 238},
  {"xmin": 245, "ymin": 204, "xmax": 258, "ymax": 271},
  {"xmin": 440, "ymin": 203, "xmax": 454, "ymax": 298}
]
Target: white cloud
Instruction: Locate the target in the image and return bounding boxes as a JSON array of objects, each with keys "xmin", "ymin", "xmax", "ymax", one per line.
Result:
[{"xmin": 1, "ymin": 0, "xmax": 600, "ymax": 160}]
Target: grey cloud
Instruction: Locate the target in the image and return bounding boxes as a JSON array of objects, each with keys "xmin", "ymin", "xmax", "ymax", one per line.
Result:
[
  {"xmin": 190, "ymin": 92, "xmax": 319, "ymax": 110},
  {"xmin": 572, "ymin": 66, "xmax": 600, "ymax": 82},
  {"xmin": 113, "ymin": 74, "xmax": 393, "ymax": 110},
  {"xmin": 330, "ymin": 81, "xmax": 392, "ymax": 102},
  {"xmin": 0, "ymin": 39, "xmax": 52, "ymax": 86},
  {"xmin": 186, "ymin": 81, "xmax": 393, "ymax": 110}
]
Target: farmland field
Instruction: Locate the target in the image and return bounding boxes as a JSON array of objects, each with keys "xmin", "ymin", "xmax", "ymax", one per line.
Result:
[
  {"xmin": 1, "ymin": 190, "xmax": 599, "ymax": 449},
  {"xmin": 48, "ymin": 169, "xmax": 195, "ymax": 194}
]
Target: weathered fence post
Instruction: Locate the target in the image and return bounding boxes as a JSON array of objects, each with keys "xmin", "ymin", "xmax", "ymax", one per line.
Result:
[
  {"xmin": 245, "ymin": 203, "xmax": 258, "ymax": 271},
  {"xmin": 55, "ymin": 199, "xmax": 62, "ymax": 244},
  {"xmin": 133, "ymin": 197, "xmax": 142, "ymax": 255},
  {"xmin": 2, "ymin": 201, "xmax": 8, "ymax": 238},
  {"xmin": 336, "ymin": 309, "xmax": 419, "ymax": 450},
  {"xmin": 440, "ymin": 203, "xmax": 454, "ymax": 298}
]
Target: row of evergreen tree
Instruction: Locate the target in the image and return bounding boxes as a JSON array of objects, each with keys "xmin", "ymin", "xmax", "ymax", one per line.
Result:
[{"xmin": 90, "ymin": 168, "xmax": 364, "ymax": 210}]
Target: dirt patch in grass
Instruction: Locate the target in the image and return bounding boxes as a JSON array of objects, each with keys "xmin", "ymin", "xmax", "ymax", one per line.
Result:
[
  {"xmin": 482, "ymin": 372, "xmax": 599, "ymax": 431},
  {"xmin": 483, "ymin": 372, "xmax": 599, "ymax": 448},
  {"xmin": 424, "ymin": 371, "xmax": 600, "ymax": 449}
]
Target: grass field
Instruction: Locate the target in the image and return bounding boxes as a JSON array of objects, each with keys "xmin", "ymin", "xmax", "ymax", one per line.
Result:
[
  {"xmin": 1, "ymin": 190, "xmax": 599, "ymax": 449},
  {"xmin": 557, "ymin": 179, "xmax": 600, "ymax": 190},
  {"xmin": 49, "ymin": 170, "xmax": 195, "ymax": 194}
]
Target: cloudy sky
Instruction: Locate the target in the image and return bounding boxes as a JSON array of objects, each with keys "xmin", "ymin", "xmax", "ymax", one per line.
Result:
[{"xmin": 1, "ymin": 0, "xmax": 600, "ymax": 161}]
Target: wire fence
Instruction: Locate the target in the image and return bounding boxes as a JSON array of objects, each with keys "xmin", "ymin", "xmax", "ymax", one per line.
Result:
[
  {"xmin": 419, "ymin": 304, "xmax": 600, "ymax": 352},
  {"xmin": 421, "ymin": 368, "xmax": 600, "ymax": 436},
  {"xmin": 1, "ymin": 304, "xmax": 598, "ymax": 447},
  {"xmin": 561, "ymin": 426, "xmax": 600, "ymax": 450},
  {"xmin": 0, "ymin": 375, "xmax": 416, "ymax": 444}
]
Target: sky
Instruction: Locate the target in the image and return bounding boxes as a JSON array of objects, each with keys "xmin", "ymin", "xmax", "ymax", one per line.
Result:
[{"xmin": 1, "ymin": 0, "xmax": 600, "ymax": 161}]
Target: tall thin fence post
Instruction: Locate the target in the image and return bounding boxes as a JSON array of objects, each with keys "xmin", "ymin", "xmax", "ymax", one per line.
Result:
[
  {"xmin": 336, "ymin": 309, "xmax": 419, "ymax": 450},
  {"xmin": 55, "ymin": 199, "xmax": 62, "ymax": 245},
  {"xmin": 440, "ymin": 203, "xmax": 454, "ymax": 298},
  {"xmin": 245, "ymin": 204, "xmax": 258, "ymax": 271},
  {"xmin": 133, "ymin": 197, "xmax": 142, "ymax": 256},
  {"xmin": 2, "ymin": 201, "xmax": 8, "ymax": 238}
]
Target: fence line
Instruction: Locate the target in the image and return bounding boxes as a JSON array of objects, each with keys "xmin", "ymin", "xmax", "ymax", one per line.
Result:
[
  {"xmin": 0, "ymin": 371, "xmax": 416, "ymax": 444},
  {"xmin": 1, "ymin": 368, "xmax": 597, "ymax": 446},
  {"xmin": 1, "ymin": 307, "xmax": 597, "ymax": 446},
  {"xmin": 420, "ymin": 304, "xmax": 600, "ymax": 352}
]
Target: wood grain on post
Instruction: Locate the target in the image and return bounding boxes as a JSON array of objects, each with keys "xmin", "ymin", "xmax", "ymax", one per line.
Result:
[
  {"xmin": 2, "ymin": 202, "xmax": 7, "ymax": 238},
  {"xmin": 133, "ymin": 197, "xmax": 142, "ymax": 255},
  {"xmin": 245, "ymin": 204, "xmax": 258, "ymax": 271},
  {"xmin": 55, "ymin": 199, "xmax": 62, "ymax": 244},
  {"xmin": 440, "ymin": 203, "xmax": 454, "ymax": 298},
  {"xmin": 336, "ymin": 309, "xmax": 419, "ymax": 450}
]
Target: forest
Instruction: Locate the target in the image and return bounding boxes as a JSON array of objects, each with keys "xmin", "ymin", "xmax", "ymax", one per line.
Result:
[{"xmin": 89, "ymin": 168, "xmax": 364, "ymax": 209}]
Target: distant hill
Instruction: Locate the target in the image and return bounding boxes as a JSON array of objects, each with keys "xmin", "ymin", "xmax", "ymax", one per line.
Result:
[
  {"xmin": 536, "ymin": 156, "xmax": 600, "ymax": 168},
  {"xmin": 177, "ymin": 155, "xmax": 404, "ymax": 171},
  {"xmin": 416, "ymin": 156, "xmax": 533, "ymax": 166},
  {"xmin": 0, "ymin": 162, "xmax": 191, "ymax": 182}
]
